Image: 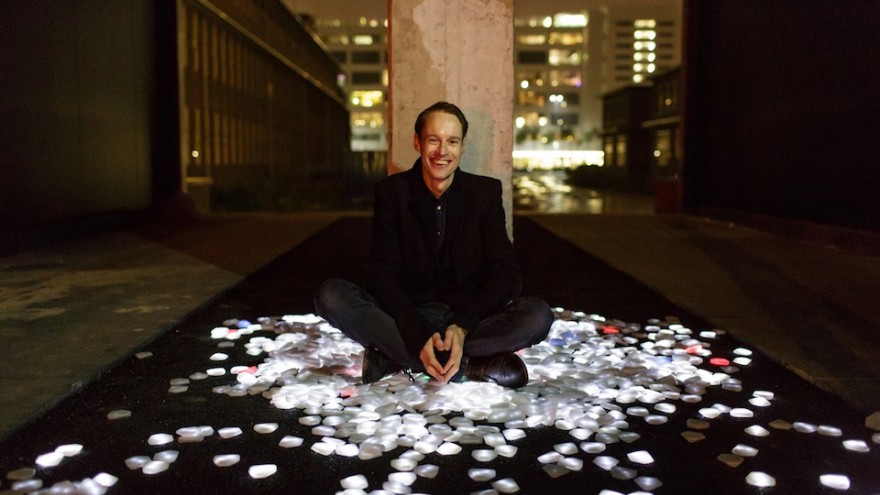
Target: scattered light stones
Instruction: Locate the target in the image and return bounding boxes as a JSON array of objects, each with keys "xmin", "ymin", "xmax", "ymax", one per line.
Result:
[{"xmin": 10, "ymin": 309, "xmax": 880, "ymax": 494}]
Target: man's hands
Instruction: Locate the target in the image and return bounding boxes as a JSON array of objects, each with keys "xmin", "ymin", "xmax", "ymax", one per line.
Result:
[{"xmin": 419, "ymin": 324, "xmax": 467, "ymax": 383}]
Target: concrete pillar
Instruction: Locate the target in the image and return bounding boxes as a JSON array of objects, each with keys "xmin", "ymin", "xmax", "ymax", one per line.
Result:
[{"xmin": 388, "ymin": 0, "xmax": 515, "ymax": 234}]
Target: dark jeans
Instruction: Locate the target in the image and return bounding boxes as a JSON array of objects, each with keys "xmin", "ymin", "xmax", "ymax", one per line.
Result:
[{"xmin": 314, "ymin": 278, "xmax": 554, "ymax": 370}]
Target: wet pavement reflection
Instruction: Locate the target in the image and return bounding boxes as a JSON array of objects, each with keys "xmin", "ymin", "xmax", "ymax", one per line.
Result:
[{"xmin": 513, "ymin": 170, "xmax": 654, "ymax": 214}]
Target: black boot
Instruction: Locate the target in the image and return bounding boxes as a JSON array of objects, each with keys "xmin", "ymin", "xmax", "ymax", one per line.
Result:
[
  {"xmin": 361, "ymin": 347, "xmax": 400, "ymax": 384},
  {"xmin": 465, "ymin": 352, "xmax": 528, "ymax": 388}
]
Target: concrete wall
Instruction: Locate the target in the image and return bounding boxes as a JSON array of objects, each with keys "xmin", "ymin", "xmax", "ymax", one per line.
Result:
[
  {"xmin": 0, "ymin": 0, "xmax": 177, "ymax": 232},
  {"xmin": 388, "ymin": 0, "xmax": 515, "ymax": 231},
  {"xmin": 682, "ymin": 0, "xmax": 880, "ymax": 232}
]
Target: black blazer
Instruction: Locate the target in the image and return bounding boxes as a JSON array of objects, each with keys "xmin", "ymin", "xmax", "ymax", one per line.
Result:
[{"xmin": 366, "ymin": 160, "xmax": 523, "ymax": 354}]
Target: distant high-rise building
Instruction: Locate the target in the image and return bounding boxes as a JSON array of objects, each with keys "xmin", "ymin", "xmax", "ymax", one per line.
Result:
[{"xmin": 287, "ymin": 1, "xmax": 681, "ymax": 165}]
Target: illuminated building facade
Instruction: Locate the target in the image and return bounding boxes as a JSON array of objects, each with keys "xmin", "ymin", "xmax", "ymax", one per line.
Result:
[{"xmin": 289, "ymin": 1, "xmax": 680, "ymax": 167}]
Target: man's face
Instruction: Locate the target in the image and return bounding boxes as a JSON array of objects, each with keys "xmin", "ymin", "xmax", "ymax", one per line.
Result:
[{"xmin": 414, "ymin": 111, "xmax": 464, "ymax": 196}]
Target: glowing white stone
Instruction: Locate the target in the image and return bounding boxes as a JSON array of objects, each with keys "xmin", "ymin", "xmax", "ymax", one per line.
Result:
[
  {"xmin": 415, "ymin": 464, "xmax": 439, "ymax": 479},
  {"xmin": 793, "ymin": 422, "xmax": 817, "ymax": 433},
  {"xmin": 745, "ymin": 425, "xmax": 770, "ymax": 437},
  {"xmin": 311, "ymin": 442, "xmax": 335, "ymax": 456},
  {"xmin": 11, "ymin": 480, "xmax": 42, "ymax": 492},
  {"xmin": 147, "ymin": 433, "xmax": 174, "ymax": 446},
  {"xmin": 213, "ymin": 454, "xmax": 240, "ymax": 467},
  {"xmin": 559, "ymin": 457, "xmax": 583, "ymax": 471},
  {"xmin": 390, "ymin": 458, "xmax": 417, "ymax": 471},
  {"xmin": 730, "ymin": 408, "xmax": 754, "ymax": 418},
  {"xmin": 627, "ymin": 450, "xmax": 654, "ymax": 465},
  {"xmin": 746, "ymin": 471, "xmax": 776, "ymax": 487},
  {"xmin": 35, "ymin": 452, "xmax": 64, "ymax": 468},
  {"xmin": 818, "ymin": 425, "xmax": 842, "ymax": 437},
  {"xmin": 496, "ymin": 445, "xmax": 518, "ymax": 458},
  {"xmin": 611, "ymin": 466, "xmax": 638, "ymax": 480},
  {"xmin": 248, "ymin": 464, "xmax": 277, "ymax": 479},
  {"xmin": 253, "ymin": 423, "xmax": 278, "ymax": 434},
  {"xmin": 55, "ymin": 444, "xmax": 83, "ymax": 457},
  {"xmin": 389, "ymin": 472, "xmax": 417, "ymax": 486},
  {"xmin": 843, "ymin": 439, "xmax": 870, "ymax": 452},
  {"xmin": 298, "ymin": 415, "xmax": 321, "ymax": 426},
  {"xmin": 635, "ymin": 476, "xmax": 663, "ymax": 491},
  {"xmin": 543, "ymin": 464, "xmax": 570, "ymax": 479},
  {"xmin": 340, "ymin": 474, "xmax": 368, "ymax": 490},
  {"xmin": 93, "ymin": 472, "xmax": 118, "ymax": 488},
  {"xmin": 820, "ymin": 474, "xmax": 851, "ymax": 490},
  {"xmin": 209, "ymin": 353, "xmax": 228, "ymax": 361},
  {"xmin": 279, "ymin": 435, "xmax": 304, "ymax": 448},
  {"xmin": 125, "ymin": 456, "xmax": 150, "ymax": 470},
  {"xmin": 142, "ymin": 461, "xmax": 169, "ymax": 475},
  {"xmin": 218, "ymin": 427, "xmax": 243, "ymax": 439},
  {"xmin": 538, "ymin": 451, "xmax": 563, "ymax": 464},
  {"xmin": 580, "ymin": 442, "xmax": 606, "ymax": 454},
  {"xmin": 206, "ymin": 367, "xmax": 226, "ymax": 376},
  {"xmin": 503, "ymin": 428, "xmax": 526, "ymax": 441},
  {"xmin": 732, "ymin": 444, "xmax": 759, "ymax": 457},
  {"xmin": 492, "ymin": 478, "xmax": 520, "ymax": 493},
  {"xmin": 154, "ymin": 450, "xmax": 179, "ymax": 463},
  {"xmin": 593, "ymin": 456, "xmax": 619, "ymax": 470},
  {"xmin": 553, "ymin": 442, "xmax": 578, "ymax": 455},
  {"xmin": 698, "ymin": 407, "xmax": 721, "ymax": 419},
  {"xmin": 472, "ymin": 449, "xmax": 498, "ymax": 462},
  {"xmin": 468, "ymin": 468, "xmax": 496, "ymax": 482}
]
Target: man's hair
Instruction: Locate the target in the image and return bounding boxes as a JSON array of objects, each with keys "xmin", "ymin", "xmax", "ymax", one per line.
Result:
[{"xmin": 414, "ymin": 101, "xmax": 469, "ymax": 139}]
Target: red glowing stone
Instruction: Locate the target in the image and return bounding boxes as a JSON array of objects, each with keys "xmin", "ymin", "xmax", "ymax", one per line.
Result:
[
  {"xmin": 602, "ymin": 326, "xmax": 620, "ymax": 334},
  {"xmin": 710, "ymin": 357, "xmax": 730, "ymax": 366}
]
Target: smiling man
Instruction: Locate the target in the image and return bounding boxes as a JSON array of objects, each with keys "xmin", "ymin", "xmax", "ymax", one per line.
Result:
[{"xmin": 315, "ymin": 101, "xmax": 553, "ymax": 388}]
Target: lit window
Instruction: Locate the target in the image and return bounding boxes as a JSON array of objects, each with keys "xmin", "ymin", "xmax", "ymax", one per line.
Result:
[
  {"xmin": 351, "ymin": 90, "xmax": 384, "ymax": 107},
  {"xmin": 517, "ymin": 34, "xmax": 547, "ymax": 45},
  {"xmin": 351, "ymin": 111, "xmax": 384, "ymax": 129},
  {"xmin": 353, "ymin": 35, "xmax": 374, "ymax": 46},
  {"xmin": 553, "ymin": 13, "xmax": 587, "ymax": 28},
  {"xmin": 634, "ymin": 19, "xmax": 656, "ymax": 29},
  {"xmin": 634, "ymin": 30, "xmax": 657, "ymax": 40},
  {"xmin": 542, "ymin": 16, "xmax": 553, "ymax": 28},
  {"xmin": 548, "ymin": 49, "xmax": 581, "ymax": 66},
  {"xmin": 633, "ymin": 74, "xmax": 645, "ymax": 83},
  {"xmin": 515, "ymin": 116, "xmax": 526, "ymax": 128},
  {"xmin": 549, "ymin": 32, "xmax": 584, "ymax": 46}
]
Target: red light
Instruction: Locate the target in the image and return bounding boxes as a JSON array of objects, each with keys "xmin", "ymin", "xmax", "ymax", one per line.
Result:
[{"xmin": 603, "ymin": 326, "xmax": 620, "ymax": 334}]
